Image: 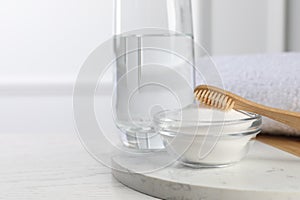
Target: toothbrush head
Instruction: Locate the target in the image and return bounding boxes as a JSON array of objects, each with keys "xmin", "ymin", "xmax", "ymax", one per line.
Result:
[{"xmin": 194, "ymin": 85, "xmax": 235, "ymax": 111}]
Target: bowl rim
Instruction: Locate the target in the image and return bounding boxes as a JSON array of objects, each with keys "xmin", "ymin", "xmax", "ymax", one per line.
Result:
[{"xmin": 153, "ymin": 108, "xmax": 262, "ymax": 126}]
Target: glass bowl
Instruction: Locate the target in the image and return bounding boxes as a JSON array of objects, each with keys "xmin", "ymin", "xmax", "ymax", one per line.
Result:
[{"xmin": 153, "ymin": 104, "xmax": 262, "ymax": 168}]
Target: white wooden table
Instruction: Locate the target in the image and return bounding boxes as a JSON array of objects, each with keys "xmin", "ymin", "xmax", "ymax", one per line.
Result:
[
  {"xmin": 0, "ymin": 131, "xmax": 158, "ymax": 200},
  {"xmin": 2, "ymin": 132, "xmax": 299, "ymax": 200},
  {"xmin": 0, "ymin": 95, "xmax": 158, "ymax": 199}
]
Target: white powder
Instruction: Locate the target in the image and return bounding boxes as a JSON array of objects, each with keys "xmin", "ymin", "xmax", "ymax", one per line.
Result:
[{"xmin": 158, "ymin": 105, "xmax": 260, "ymax": 167}]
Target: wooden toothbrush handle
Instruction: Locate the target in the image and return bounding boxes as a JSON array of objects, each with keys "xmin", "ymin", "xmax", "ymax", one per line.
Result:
[{"xmin": 235, "ymin": 102, "xmax": 300, "ymax": 131}]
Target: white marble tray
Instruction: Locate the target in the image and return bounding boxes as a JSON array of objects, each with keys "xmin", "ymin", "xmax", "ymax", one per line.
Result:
[{"xmin": 112, "ymin": 142, "xmax": 300, "ymax": 200}]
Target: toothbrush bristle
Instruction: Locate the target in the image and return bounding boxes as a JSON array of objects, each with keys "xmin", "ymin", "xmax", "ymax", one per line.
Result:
[{"xmin": 194, "ymin": 89, "xmax": 235, "ymax": 111}]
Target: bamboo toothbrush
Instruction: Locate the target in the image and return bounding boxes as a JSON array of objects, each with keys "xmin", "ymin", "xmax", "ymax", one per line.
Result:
[{"xmin": 194, "ymin": 85, "xmax": 300, "ymax": 131}]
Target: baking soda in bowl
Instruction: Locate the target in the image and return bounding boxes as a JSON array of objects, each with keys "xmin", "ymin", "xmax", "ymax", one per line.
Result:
[{"xmin": 153, "ymin": 104, "xmax": 262, "ymax": 167}]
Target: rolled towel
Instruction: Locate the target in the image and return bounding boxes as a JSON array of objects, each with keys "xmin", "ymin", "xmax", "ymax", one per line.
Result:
[{"xmin": 199, "ymin": 53, "xmax": 300, "ymax": 136}]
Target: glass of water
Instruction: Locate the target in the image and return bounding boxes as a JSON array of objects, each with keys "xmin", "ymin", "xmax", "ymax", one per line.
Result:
[{"xmin": 113, "ymin": 0, "xmax": 195, "ymax": 150}]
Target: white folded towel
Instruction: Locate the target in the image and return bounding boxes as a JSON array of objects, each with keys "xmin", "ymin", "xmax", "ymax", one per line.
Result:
[{"xmin": 202, "ymin": 53, "xmax": 300, "ymax": 136}]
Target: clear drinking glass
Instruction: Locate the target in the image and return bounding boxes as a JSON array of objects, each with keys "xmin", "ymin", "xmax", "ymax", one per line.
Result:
[{"xmin": 113, "ymin": 0, "xmax": 195, "ymax": 150}]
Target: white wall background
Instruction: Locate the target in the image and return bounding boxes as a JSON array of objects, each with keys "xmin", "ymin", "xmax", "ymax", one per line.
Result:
[
  {"xmin": 0, "ymin": 0, "xmax": 113, "ymax": 85},
  {"xmin": 287, "ymin": 0, "xmax": 300, "ymax": 51},
  {"xmin": 197, "ymin": 0, "xmax": 286, "ymax": 55},
  {"xmin": 0, "ymin": 0, "xmax": 299, "ymax": 87}
]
